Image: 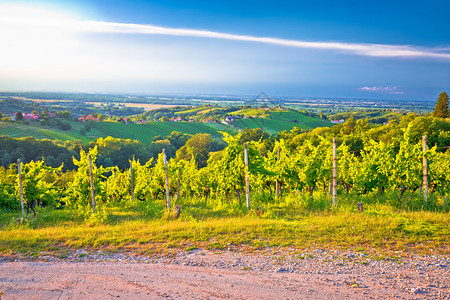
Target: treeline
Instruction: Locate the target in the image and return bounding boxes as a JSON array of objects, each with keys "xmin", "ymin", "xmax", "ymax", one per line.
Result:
[
  {"xmin": 1, "ymin": 113, "xmax": 449, "ymax": 172},
  {"xmin": 0, "ymin": 131, "xmax": 225, "ymax": 171}
]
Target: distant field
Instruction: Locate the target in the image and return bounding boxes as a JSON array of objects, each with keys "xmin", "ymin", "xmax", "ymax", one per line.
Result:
[
  {"xmin": 196, "ymin": 107, "xmax": 226, "ymax": 114},
  {"xmin": 230, "ymin": 108, "xmax": 267, "ymax": 117},
  {"xmin": 85, "ymin": 102, "xmax": 181, "ymax": 111},
  {"xmin": 175, "ymin": 106, "xmax": 209, "ymax": 115}
]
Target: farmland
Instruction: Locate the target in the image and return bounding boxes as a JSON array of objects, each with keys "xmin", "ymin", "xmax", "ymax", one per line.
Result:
[
  {"xmin": 93, "ymin": 121, "xmax": 223, "ymax": 144},
  {"xmin": 233, "ymin": 110, "xmax": 331, "ymax": 134},
  {"xmin": 0, "ymin": 96, "xmax": 334, "ymax": 145}
]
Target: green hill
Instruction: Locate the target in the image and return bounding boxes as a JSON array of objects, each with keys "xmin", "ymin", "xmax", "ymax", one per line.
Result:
[
  {"xmin": 93, "ymin": 121, "xmax": 223, "ymax": 144},
  {"xmin": 233, "ymin": 110, "xmax": 331, "ymax": 134},
  {"xmin": 0, "ymin": 109, "xmax": 330, "ymax": 144}
]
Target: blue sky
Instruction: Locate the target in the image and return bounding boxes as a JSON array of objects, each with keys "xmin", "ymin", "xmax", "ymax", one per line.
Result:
[{"xmin": 0, "ymin": 0, "xmax": 449, "ymax": 100}]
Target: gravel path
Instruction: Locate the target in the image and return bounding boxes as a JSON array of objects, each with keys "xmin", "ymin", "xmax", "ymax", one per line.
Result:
[{"xmin": 1, "ymin": 248, "xmax": 449, "ymax": 299}]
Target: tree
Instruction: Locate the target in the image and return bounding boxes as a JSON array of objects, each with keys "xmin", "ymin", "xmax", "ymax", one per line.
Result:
[
  {"xmin": 176, "ymin": 133, "xmax": 214, "ymax": 168},
  {"xmin": 433, "ymin": 92, "xmax": 449, "ymax": 118},
  {"xmin": 62, "ymin": 111, "xmax": 71, "ymax": 119},
  {"xmin": 15, "ymin": 111, "xmax": 23, "ymax": 121}
]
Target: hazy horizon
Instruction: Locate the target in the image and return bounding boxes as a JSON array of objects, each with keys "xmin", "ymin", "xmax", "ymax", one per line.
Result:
[{"xmin": 1, "ymin": 1, "xmax": 449, "ymax": 101}]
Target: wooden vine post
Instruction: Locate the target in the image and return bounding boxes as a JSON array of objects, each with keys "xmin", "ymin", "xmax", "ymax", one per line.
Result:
[
  {"xmin": 88, "ymin": 154, "xmax": 96, "ymax": 213},
  {"xmin": 17, "ymin": 159, "xmax": 24, "ymax": 219},
  {"xmin": 332, "ymin": 138, "xmax": 337, "ymax": 207},
  {"xmin": 422, "ymin": 135, "xmax": 428, "ymax": 203},
  {"xmin": 177, "ymin": 167, "xmax": 180, "ymax": 200},
  {"xmin": 113, "ymin": 170, "xmax": 117, "ymax": 202},
  {"xmin": 275, "ymin": 147, "xmax": 281, "ymax": 198},
  {"xmin": 163, "ymin": 149, "xmax": 170, "ymax": 209},
  {"xmin": 244, "ymin": 143, "xmax": 250, "ymax": 209},
  {"xmin": 130, "ymin": 161, "xmax": 134, "ymax": 202}
]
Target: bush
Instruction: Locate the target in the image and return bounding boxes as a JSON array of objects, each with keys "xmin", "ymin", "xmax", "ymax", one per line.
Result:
[{"xmin": 58, "ymin": 121, "xmax": 72, "ymax": 131}]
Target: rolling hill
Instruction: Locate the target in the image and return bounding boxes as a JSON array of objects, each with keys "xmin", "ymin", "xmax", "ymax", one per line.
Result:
[{"xmin": 232, "ymin": 110, "xmax": 331, "ymax": 134}]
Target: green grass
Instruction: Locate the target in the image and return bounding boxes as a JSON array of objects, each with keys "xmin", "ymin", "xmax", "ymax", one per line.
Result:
[
  {"xmin": 174, "ymin": 106, "xmax": 210, "ymax": 115},
  {"xmin": 0, "ymin": 122, "xmax": 101, "ymax": 143},
  {"xmin": 0, "ymin": 109, "xmax": 330, "ymax": 144},
  {"xmin": 196, "ymin": 107, "xmax": 226, "ymax": 114},
  {"xmin": 203, "ymin": 123, "xmax": 240, "ymax": 135},
  {"xmin": 93, "ymin": 121, "xmax": 222, "ymax": 143},
  {"xmin": 232, "ymin": 110, "xmax": 331, "ymax": 134},
  {"xmin": 230, "ymin": 108, "xmax": 266, "ymax": 117},
  {"xmin": 1, "ymin": 193, "xmax": 448, "ymax": 257},
  {"xmin": 0, "ymin": 121, "xmax": 224, "ymax": 144},
  {"xmin": 0, "ymin": 124, "xmax": 50, "ymax": 139}
]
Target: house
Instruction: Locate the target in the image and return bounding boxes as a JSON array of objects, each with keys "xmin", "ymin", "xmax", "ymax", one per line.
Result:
[
  {"xmin": 169, "ymin": 116, "xmax": 183, "ymax": 122},
  {"xmin": 331, "ymin": 119, "xmax": 345, "ymax": 124},
  {"xmin": 24, "ymin": 113, "xmax": 40, "ymax": 121},
  {"xmin": 204, "ymin": 118, "xmax": 213, "ymax": 123},
  {"xmin": 12, "ymin": 112, "xmax": 39, "ymax": 121},
  {"xmin": 78, "ymin": 115, "xmax": 99, "ymax": 122}
]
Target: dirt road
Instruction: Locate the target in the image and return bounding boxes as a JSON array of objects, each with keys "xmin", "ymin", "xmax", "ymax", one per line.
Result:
[{"xmin": 0, "ymin": 248, "xmax": 449, "ymax": 299}]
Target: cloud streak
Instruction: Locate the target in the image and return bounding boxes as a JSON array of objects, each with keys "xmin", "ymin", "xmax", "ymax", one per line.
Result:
[
  {"xmin": 360, "ymin": 86, "xmax": 404, "ymax": 94},
  {"xmin": 3, "ymin": 16, "xmax": 450, "ymax": 61}
]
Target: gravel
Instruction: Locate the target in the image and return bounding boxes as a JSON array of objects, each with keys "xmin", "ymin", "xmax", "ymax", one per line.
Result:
[{"xmin": 1, "ymin": 247, "xmax": 449, "ymax": 299}]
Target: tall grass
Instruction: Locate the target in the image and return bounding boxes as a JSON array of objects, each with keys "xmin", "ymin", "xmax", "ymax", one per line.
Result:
[{"xmin": 1, "ymin": 190, "xmax": 449, "ymax": 256}]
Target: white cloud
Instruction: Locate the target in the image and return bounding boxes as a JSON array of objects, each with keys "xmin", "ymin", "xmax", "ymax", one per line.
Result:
[
  {"xmin": 1, "ymin": 12, "xmax": 450, "ymax": 60},
  {"xmin": 360, "ymin": 86, "xmax": 404, "ymax": 94},
  {"xmin": 76, "ymin": 21, "xmax": 450, "ymax": 60}
]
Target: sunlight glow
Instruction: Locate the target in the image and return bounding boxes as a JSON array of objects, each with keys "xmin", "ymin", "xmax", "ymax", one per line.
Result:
[{"xmin": 0, "ymin": 3, "xmax": 448, "ymax": 96}]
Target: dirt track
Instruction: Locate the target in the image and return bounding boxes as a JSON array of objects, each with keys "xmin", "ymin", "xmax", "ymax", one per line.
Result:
[{"xmin": 1, "ymin": 249, "xmax": 449, "ymax": 299}]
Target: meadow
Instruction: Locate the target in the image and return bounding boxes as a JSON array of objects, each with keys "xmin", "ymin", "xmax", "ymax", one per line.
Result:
[
  {"xmin": 1, "ymin": 191, "xmax": 448, "ymax": 258},
  {"xmin": 93, "ymin": 121, "xmax": 223, "ymax": 144},
  {"xmin": 233, "ymin": 111, "xmax": 331, "ymax": 134}
]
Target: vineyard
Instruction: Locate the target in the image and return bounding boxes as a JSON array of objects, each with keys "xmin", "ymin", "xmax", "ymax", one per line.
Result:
[
  {"xmin": 1, "ymin": 123, "xmax": 449, "ymax": 214},
  {"xmin": 1, "ymin": 118, "xmax": 450, "ymax": 255}
]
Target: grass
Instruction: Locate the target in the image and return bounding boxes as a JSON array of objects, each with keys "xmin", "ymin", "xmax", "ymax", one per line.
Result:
[
  {"xmin": 230, "ymin": 108, "xmax": 267, "ymax": 117},
  {"xmin": 1, "ymin": 192, "xmax": 449, "ymax": 257},
  {"xmin": 0, "ymin": 124, "xmax": 50, "ymax": 139},
  {"xmin": 204, "ymin": 123, "xmax": 240, "ymax": 135},
  {"xmin": 0, "ymin": 122, "xmax": 101, "ymax": 143},
  {"xmin": 0, "ymin": 109, "xmax": 331, "ymax": 145},
  {"xmin": 93, "ymin": 121, "xmax": 222, "ymax": 143},
  {"xmin": 174, "ymin": 106, "xmax": 210, "ymax": 115},
  {"xmin": 232, "ymin": 110, "xmax": 331, "ymax": 134},
  {"xmin": 0, "ymin": 120, "xmax": 225, "ymax": 145}
]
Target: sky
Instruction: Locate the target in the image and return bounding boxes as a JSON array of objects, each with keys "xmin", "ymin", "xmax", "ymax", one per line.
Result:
[{"xmin": 0, "ymin": 0, "xmax": 449, "ymax": 101}]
